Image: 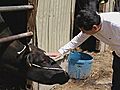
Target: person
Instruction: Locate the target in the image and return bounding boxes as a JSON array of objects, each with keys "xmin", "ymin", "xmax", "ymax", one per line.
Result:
[{"xmin": 47, "ymin": 9, "xmax": 120, "ymax": 90}]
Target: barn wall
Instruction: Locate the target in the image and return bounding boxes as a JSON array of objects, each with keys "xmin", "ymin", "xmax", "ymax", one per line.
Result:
[{"xmin": 36, "ymin": 0, "xmax": 76, "ymax": 52}]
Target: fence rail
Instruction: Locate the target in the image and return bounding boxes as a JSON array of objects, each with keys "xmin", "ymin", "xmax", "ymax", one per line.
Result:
[
  {"xmin": 0, "ymin": 32, "xmax": 33, "ymax": 43},
  {"xmin": 0, "ymin": 5, "xmax": 33, "ymax": 12}
]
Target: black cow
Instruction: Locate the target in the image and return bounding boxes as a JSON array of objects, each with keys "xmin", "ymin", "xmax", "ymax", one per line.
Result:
[
  {"xmin": 114, "ymin": 0, "xmax": 120, "ymax": 11},
  {"xmin": 73, "ymin": 0, "xmax": 108, "ymax": 52},
  {"xmin": 0, "ymin": 33, "xmax": 69, "ymax": 89},
  {"xmin": 0, "ymin": 12, "xmax": 69, "ymax": 90},
  {"xmin": 0, "ymin": 39, "xmax": 69, "ymax": 86},
  {"xmin": 26, "ymin": 44, "xmax": 69, "ymax": 85}
]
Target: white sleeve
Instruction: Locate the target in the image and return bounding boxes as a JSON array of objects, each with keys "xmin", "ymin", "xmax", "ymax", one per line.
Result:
[{"xmin": 58, "ymin": 32, "xmax": 90, "ymax": 55}]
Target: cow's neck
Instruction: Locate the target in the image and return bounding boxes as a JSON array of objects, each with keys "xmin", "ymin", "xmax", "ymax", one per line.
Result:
[{"xmin": 0, "ymin": 14, "xmax": 12, "ymax": 57}]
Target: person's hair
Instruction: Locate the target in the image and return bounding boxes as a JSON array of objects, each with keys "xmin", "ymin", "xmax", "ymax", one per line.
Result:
[{"xmin": 75, "ymin": 9, "xmax": 101, "ymax": 31}]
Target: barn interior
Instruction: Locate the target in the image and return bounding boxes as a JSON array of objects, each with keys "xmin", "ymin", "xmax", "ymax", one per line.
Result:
[
  {"xmin": 0, "ymin": 0, "xmax": 32, "ymax": 89},
  {"xmin": 0, "ymin": 0, "xmax": 28, "ymax": 44}
]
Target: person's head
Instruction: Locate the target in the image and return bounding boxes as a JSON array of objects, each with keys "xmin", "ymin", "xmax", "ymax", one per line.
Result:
[{"xmin": 75, "ymin": 9, "xmax": 101, "ymax": 35}]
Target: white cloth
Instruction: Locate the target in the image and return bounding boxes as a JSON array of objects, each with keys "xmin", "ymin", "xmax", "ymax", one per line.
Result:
[{"xmin": 58, "ymin": 12, "xmax": 120, "ymax": 57}]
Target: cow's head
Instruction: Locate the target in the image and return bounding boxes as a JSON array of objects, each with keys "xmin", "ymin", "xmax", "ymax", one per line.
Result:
[{"xmin": 25, "ymin": 44, "xmax": 70, "ymax": 85}]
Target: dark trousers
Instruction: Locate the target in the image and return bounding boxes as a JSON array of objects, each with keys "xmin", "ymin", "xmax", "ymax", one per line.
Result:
[{"xmin": 111, "ymin": 51, "xmax": 120, "ymax": 90}]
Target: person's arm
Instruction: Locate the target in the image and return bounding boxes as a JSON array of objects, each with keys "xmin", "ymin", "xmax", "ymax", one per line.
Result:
[
  {"xmin": 46, "ymin": 32, "xmax": 90, "ymax": 59},
  {"xmin": 58, "ymin": 31, "xmax": 90, "ymax": 55}
]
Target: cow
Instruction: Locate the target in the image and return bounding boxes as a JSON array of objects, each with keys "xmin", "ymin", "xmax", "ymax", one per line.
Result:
[
  {"xmin": 114, "ymin": 0, "xmax": 120, "ymax": 11},
  {"xmin": 73, "ymin": 0, "xmax": 108, "ymax": 52},
  {"xmin": 0, "ymin": 10, "xmax": 69, "ymax": 90},
  {"xmin": 0, "ymin": 39, "xmax": 69, "ymax": 86}
]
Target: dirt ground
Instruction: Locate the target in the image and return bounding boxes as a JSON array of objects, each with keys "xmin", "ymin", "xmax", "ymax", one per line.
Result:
[{"xmin": 51, "ymin": 49, "xmax": 113, "ymax": 90}]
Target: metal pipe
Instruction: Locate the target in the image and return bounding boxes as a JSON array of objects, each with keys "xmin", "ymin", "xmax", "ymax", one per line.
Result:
[
  {"xmin": 0, "ymin": 31, "xmax": 33, "ymax": 43},
  {"xmin": 0, "ymin": 5, "xmax": 33, "ymax": 12}
]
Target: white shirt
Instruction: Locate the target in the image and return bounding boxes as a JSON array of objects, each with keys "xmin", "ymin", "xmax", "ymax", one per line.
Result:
[{"xmin": 58, "ymin": 12, "xmax": 120, "ymax": 57}]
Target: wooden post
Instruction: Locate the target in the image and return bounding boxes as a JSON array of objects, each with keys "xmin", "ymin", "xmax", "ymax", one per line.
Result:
[
  {"xmin": 27, "ymin": 0, "xmax": 38, "ymax": 89},
  {"xmin": 27, "ymin": 0, "xmax": 38, "ymax": 46}
]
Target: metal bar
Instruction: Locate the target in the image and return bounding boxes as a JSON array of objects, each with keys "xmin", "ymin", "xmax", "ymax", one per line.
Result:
[
  {"xmin": 0, "ymin": 5, "xmax": 33, "ymax": 12},
  {"xmin": 0, "ymin": 31, "xmax": 33, "ymax": 43}
]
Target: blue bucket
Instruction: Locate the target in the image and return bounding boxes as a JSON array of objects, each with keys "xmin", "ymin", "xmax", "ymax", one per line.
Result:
[{"xmin": 68, "ymin": 51, "xmax": 93, "ymax": 80}]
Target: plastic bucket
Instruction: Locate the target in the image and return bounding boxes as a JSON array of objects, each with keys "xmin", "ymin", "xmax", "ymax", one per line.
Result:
[{"xmin": 68, "ymin": 51, "xmax": 93, "ymax": 80}]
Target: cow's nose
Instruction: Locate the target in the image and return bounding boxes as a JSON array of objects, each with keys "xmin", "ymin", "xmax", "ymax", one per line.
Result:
[{"xmin": 51, "ymin": 71, "xmax": 70, "ymax": 85}]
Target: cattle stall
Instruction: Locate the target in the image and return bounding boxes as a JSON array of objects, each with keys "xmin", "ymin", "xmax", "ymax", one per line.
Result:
[
  {"xmin": 0, "ymin": 0, "xmax": 38, "ymax": 89},
  {"xmin": 0, "ymin": 0, "xmax": 116, "ymax": 90},
  {"xmin": 0, "ymin": 0, "xmax": 70, "ymax": 89}
]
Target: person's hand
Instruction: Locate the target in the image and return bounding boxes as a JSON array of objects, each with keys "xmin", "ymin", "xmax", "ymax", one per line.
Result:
[{"xmin": 45, "ymin": 51, "xmax": 62, "ymax": 59}]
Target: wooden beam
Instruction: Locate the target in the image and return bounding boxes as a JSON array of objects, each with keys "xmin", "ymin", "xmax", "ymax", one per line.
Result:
[
  {"xmin": 27, "ymin": 0, "xmax": 38, "ymax": 46},
  {"xmin": 0, "ymin": 5, "xmax": 33, "ymax": 12},
  {"xmin": 0, "ymin": 31, "xmax": 33, "ymax": 43},
  {"xmin": 27, "ymin": 0, "xmax": 38, "ymax": 89}
]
